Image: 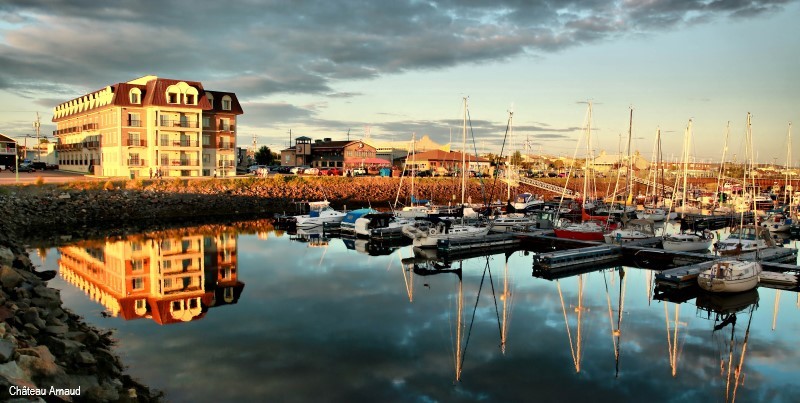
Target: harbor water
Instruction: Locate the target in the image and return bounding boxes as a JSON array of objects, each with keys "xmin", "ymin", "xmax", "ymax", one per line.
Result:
[{"xmin": 30, "ymin": 221, "xmax": 800, "ymax": 402}]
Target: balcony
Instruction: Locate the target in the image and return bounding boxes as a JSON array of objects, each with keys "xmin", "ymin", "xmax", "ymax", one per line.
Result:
[
  {"xmin": 157, "ymin": 119, "xmax": 199, "ymax": 128},
  {"xmin": 218, "ymin": 161, "xmax": 235, "ymax": 168},
  {"xmin": 1, "ymin": 146, "xmax": 16, "ymax": 155},
  {"xmin": 127, "ymin": 139, "xmax": 147, "ymax": 147},
  {"xmin": 83, "ymin": 140, "xmax": 100, "ymax": 149},
  {"xmin": 160, "ymin": 140, "xmax": 199, "ymax": 147},
  {"xmin": 219, "ymin": 124, "xmax": 235, "ymax": 132},
  {"xmin": 217, "ymin": 142, "xmax": 234, "ymax": 150},
  {"xmin": 161, "ymin": 159, "xmax": 199, "ymax": 166},
  {"xmin": 128, "ymin": 119, "xmax": 142, "ymax": 127},
  {"xmin": 127, "ymin": 159, "xmax": 147, "ymax": 167}
]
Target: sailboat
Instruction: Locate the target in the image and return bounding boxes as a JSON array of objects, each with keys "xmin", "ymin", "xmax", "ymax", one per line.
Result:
[
  {"xmin": 672, "ymin": 119, "xmax": 702, "ymax": 216},
  {"xmin": 402, "ymin": 98, "xmax": 489, "ymax": 248},
  {"xmin": 760, "ymin": 123, "xmax": 793, "ymax": 233},
  {"xmin": 699, "ymin": 113, "xmax": 762, "ymax": 293},
  {"xmin": 663, "ymin": 120, "xmax": 714, "ymax": 252},
  {"xmin": 554, "ymin": 101, "xmax": 616, "ymax": 241}
]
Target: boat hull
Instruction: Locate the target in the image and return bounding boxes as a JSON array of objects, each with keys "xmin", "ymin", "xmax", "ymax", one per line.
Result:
[
  {"xmin": 697, "ymin": 261, "xmax": 760, "ymax": 293},
  {"xmin": 554, "ymin": 228, "xmax": 605, "ymax": 242}
]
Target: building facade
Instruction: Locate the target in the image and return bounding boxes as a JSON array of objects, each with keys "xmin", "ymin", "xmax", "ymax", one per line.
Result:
[
  {"xmin": 0, "ymin": 133, "xmax": 17, "ymax": 169},
  {"xmin": 52, "ymin": 75, "xmax": 243, "ymax": 178},
  {"xmin": 280, "ymin": 137, "xmax": 381, "ymax": 170}
]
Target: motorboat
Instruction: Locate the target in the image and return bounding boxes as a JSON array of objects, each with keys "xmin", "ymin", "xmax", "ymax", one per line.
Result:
[
  {"xmin": 662, "ymin": 230, "xmax": 714, "ymax": 252},
  {"xmin": 511, "ymin": 193, "xmax": 544, "ymax": 212},
  {"xmin": 714, "ymin": 225, "xmax": 775, "ymax": 256},
  {"xmin": 604, "ymin": 219, "xmax": 656, "ymax": 244},
  {"xmin": 294, "ymin": 200, "xmax": 347, "ymax": 228},
  {"xmin": 401, "ymin": 220, "xmax": 490, "ymax": 248}
]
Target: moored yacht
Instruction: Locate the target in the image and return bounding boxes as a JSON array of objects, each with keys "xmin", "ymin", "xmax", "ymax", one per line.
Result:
[{"xmin": 294, "ymin": 200, "xmax": 347, "ymax": 228}]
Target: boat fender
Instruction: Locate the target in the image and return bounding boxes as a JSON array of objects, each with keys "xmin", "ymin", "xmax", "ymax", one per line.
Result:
[{"xmin": 429, "ymin": 228, "xmax": 438, "ymax": 235}]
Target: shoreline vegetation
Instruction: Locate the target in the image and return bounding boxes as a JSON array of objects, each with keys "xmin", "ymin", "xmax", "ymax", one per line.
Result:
[{"xmin": 0, "ymin": 174, "xmax": 716, "ymax": 401}]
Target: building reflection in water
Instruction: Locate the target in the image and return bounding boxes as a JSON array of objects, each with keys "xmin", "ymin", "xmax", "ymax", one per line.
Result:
[{"xmin": 58, "ymin": 230, "xmax": 244, "ymax": 325}]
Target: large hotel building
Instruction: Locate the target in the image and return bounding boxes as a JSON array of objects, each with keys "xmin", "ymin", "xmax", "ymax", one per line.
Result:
[{"xmin": 52, "ymin": 75, "xmax": 243, "ymax": 178}]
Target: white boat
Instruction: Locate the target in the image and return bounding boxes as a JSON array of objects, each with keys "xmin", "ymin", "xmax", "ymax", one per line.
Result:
[
  {"xmin": 662, "ymin": 231, "xmax": 714, "ymax": 252},
  {"xmin": 354, "ymin": 212, "xmax": 414, "ymax": 238},
  {"xmin": 339, "ymin": 208, "xmax": 377, "ymax": 234},
  {"xmin": 697, "ymin": 260, "xmax": 761, "ymax": 293},
  {"xmin": 760, "ymin": 211, "xmax": 792, "ymax": 233},
  {"xmin": 638, "ymin": 207, "xmax": 669, "ymax": 221},
  {"xmin": 714, "ymin": 225, "xmax": 775, "ymax": 256},
  {"xmin": 401, "ymin": 220, "xmax": 490, "ymax": 248},
  {"xmin": 604, "ymin": 219, "xmax": 656, "ymax": 244},
  {"xmin": 294, "ymin": 200, "xmax": 347, "ymax": 228},
  {"xmin": 491, "ymin": 213, "xmax": 537, "ymax": 232},
  {"xmin": 511, "ymin": 193, "xmax": 544, "ymax": 212}
]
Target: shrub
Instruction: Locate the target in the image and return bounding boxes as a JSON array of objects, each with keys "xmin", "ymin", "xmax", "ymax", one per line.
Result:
[
  {"xmin": 34, "ymin": 176, "xmax": 45, "ymax": 186},
  {"xmin": 103, "ymin": 180, "xmax": 115, "ymax": 191}
]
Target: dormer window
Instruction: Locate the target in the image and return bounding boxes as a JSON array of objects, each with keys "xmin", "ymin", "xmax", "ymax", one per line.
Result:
[
  {"xmin": 167, "ymin": 92, "xmax": 179, "ymax": 104},
  {"xmin": 206, "ymin": 93, "xmax": 214, "ymax": 108},
  {"xmin": 186, "ymin": 94, "xmax": 195, "ymax": 105},
  {"xmin": 129, "ymin": 88, "xmax": 141, "ymax": 104},
  {"xmin": 222, "ymin": 95, "xmax": 232, "ymax": 111}
]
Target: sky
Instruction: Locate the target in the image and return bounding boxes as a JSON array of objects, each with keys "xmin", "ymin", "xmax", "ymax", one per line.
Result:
[{"xmin": 0, "ymin": 0, "xmax": 798, "ymax": 164}]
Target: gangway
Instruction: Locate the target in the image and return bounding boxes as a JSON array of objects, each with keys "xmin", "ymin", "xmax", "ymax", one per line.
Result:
[{"xmin": 516, "ymin": 177, "xmax": 575, "ymax": 195}]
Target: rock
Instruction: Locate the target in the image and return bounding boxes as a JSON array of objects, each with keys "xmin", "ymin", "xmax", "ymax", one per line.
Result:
[
  {"xmin": 22, "ymin": 323, "xmax": 39, "ymax": 336},
  {"xmin": 0, "ymin": 247, "xmax": 13, "ymax": 266},
  {"xmin": 22, "ymin": 308, "xmax": 46, "ymax": 330},
  {"xmin": 32, "ymin": 286, "xmax": 60, "ymax": 302},
  {"xmin": 76, "ymin": 351, "xmax": 96, "ymax": 365},
  {"xmin": 0, "ymin": 360, "xmax": 27, "ymax": 384},
  {"xmin": 0, "ymin": 339, "xmax": 15, "ymax": 363},
  {"xmin": 44, "ymin": 325, "xmax": 69, "ymax": 336},
  {"xmin": 17, "ymin": 345, "xmax": 60, "ymax": 377},
  {"xmin": 44, "ymin": 337, "xmax": 83, "ymax": 356},
  {"xmin": 58, "ymin": 193, "xmax": 71, "ymax": 199},
  {"xmin": 0, "ymin": 266, "xmax": 24, "ymax": 289}
]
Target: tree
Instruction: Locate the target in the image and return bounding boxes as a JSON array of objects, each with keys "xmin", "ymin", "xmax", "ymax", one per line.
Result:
[
  {"xmin": 510, "ymin": 150, "xmax": 523, "ymax": 166},
  {"xmin": 255, "ymin": 146, "xmax": 274, "ymax": 165}
]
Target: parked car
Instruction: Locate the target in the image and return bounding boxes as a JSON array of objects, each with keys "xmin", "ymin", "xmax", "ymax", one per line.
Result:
[
  {"xmin": 274, "ymin": 166, "xmax": 292, "ymax": 174},
  {"xmin": 45, "ymin": 163, "xmax": 59, "ymax": 170},
  {"xmin": 319, "ymin": 167, "xmax": 341, "ymax": 176},
  {"xmin": 416, "ymin": 169, "xmax": 433, "ymax": 177},
  {"xmin": 351, "ymin": 167, "xmax": 367, "ymax": 176},
  {"xmin": 11, "ymin": 163, "xmax": 36, "ymax": 173},
  {"xmin": 290, "ymin": 166, "xmax": 308, "ymax": 174},
  {"xmin": 303, "ymin": 167, "xmax": 320, "ymax": 175},
  {"xmin": 248, "ymin": 165, "xmax": 268, "ymax": 174}
]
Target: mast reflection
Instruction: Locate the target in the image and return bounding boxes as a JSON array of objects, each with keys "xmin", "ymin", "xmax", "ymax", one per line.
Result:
[{"xmin": 58, "ymin": 229, "xmax": 243, "ymax": 325}]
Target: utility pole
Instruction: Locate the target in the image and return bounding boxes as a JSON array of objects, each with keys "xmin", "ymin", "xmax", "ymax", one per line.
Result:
[{"xmin": 33, "ymin": 113, "xmax": 41, "ymax": 162}]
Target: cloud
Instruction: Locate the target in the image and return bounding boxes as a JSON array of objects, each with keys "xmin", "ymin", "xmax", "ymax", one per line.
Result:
[{"xmin": 0, "ymin": 0, "xmax": 790, "ymax": 99}]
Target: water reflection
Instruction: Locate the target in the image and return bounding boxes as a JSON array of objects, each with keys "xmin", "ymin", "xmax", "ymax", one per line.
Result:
[
  {"xmin": 57, "ymin": 229, "xmax": 243, "ymax": 325},
  {"xmin": 30, "ymin": 220, "xmax": 800, "ymax": 401}
]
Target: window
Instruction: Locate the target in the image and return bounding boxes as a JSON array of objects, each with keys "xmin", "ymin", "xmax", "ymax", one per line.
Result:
[
  {"xmin": 129, "ymin": 132, "xmax": 141, "ymax": 146},
  {"xmin": 202, "ymin": 135, "xmax": 210, "ymax": 146},
  {"xmin": 202, "ymin": 116, "xmax": 210, "ymax": 128},
  {"xmin": 206, "ymin": 93, "xmax": 214, "ymax": 108},
  {"xmin": 202, "ymin": 153, "xmax": 210, "ymax": 163},
  {"xmin": 222, "ymin": 95, "xmax": 231, "ymax": 110},
  {"xmin": 129, "ymin": 88, "xmax": 141, "ymax": 104},
  {"xmin": 167, "ymin": 92, "xmax": 178, "ymax": 104},
  {"xmin": 131, "ymin": 242, "xmax": 142, "ymax": 252},
  {"xmin": 186, "ymin": 94, "xmax": 195, "ymax": 105},
  {"xmin": 132, "ymin": 277, "xmax": 144, "ymax": 290},
  {"xmin": 128, "ymin": 113, "xmax": 141, "ymax": 127},
  {"xmin": 131, "ymin": 259, "xmax": 144, "ymax": 271},
  {"xmin": 220, "ymin": 118, "xmax": 230, "ymax": 131}
]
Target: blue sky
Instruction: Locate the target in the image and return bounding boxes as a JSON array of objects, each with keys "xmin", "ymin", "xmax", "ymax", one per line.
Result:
[{"xmin": 0, "ymin": 1, "xmax": 797, "ymax": 164}]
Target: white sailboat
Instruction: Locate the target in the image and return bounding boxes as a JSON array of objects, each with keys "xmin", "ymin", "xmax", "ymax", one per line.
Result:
[
  {"xmin": 402, "ymin": 98, "xmax": 489, "ymax": 247},
  {"xmin": 699, "ymin": 113, "xmax": 762, "ymax": 293},
  {"xmin": 663, "ymin": 120, "xmax": 713, "ymax": 252}
]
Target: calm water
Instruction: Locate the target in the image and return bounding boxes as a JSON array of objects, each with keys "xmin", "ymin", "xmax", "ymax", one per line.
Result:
[{"xmin": 30, "ymin": 223, "xmax": 800, "ymax": 402}]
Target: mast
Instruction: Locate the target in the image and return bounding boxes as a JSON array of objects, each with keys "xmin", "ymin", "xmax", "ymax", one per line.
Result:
[
  {"xmin": 715, "ymin": 122, "xmax": 731, "ymax": 209},
  {"xmin": 784, "ymin": 123, "xmax": 792, "ymax": 206},
  {"xmin": 680, "ymin": 120, "xmax": 692, "ymax": 219},
  {"xmin": 583, "ymin": 102, "xmax": 592, "ymax": 211},
  {"xmin": 461, "ymin": 97, "xmax": 468, "ymax": 206},
  {"xmin": 625, "ymin": 107, "xmax": 633, "ymax": 208}
]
